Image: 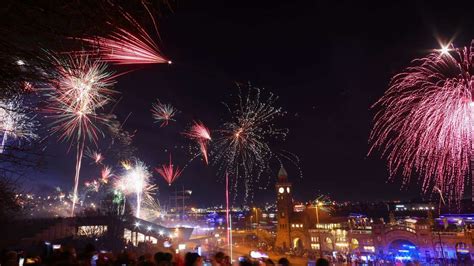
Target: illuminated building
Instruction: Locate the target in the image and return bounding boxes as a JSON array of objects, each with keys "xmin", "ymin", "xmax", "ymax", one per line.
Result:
[{"xmin": 274, "ymin": 168, "xmax": 474, "ymax": 263}]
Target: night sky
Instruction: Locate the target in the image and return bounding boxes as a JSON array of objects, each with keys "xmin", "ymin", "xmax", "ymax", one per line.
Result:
[{"xmin": 29, "ymin": 1, "xmax": 474, "ymax": 206}]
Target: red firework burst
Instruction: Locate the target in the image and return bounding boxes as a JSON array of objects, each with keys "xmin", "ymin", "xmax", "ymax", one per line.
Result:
[{"xmin": 155, "ymin": 155, "xmax": 183, "ymax": 186}]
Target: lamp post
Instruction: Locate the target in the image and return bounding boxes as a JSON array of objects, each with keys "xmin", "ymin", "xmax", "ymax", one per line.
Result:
[
  {"xmin": 253, "ymin": 207, "xmax": 259, "ymax": 246},
  {"xmin": 314, "ymin": 201, "xmax": 323, "ymax": 258}
]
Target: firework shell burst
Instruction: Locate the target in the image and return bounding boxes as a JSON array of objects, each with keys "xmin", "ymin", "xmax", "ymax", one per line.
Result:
[
  {"xmin": 212, "ymin": 84, "xmax": 288, "ymax": 201},
  {"xmin": 369, "ymin": 41, "xmax": 474, "ymax": 202},
  {"xmin": 151, "ymin": 99, "xmax": 178, "ymax": 127},
  {"xmin": 0, "ymin": 95, "xmax": 39, "ymax": 153},
  {"xmin": 46, "ymin": 54, "xmax": 117, "ymax": 144}
]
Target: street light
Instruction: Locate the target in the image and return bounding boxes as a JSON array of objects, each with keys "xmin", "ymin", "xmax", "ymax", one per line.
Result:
[
  {"xmin": 313, "ymin": 201, "xmax": 323, "ymax": 258},
  {"xmin": 253, "ymin": 207, "xmax": 259, "ymax": 246}
]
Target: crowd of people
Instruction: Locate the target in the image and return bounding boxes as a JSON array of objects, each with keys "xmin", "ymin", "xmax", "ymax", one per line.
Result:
[{"xmin": 0, "ymin": 244, "xmax": 332, "ymax": 266}]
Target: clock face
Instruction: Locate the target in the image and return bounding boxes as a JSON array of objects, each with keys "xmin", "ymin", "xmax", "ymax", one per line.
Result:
[
  {"xmin": 286, "ymin": 187, "xmax": 290, "ymax": 193},
  {"xmin": 278, "ymin": 187, "xmax": 285, "ymax": 194}
]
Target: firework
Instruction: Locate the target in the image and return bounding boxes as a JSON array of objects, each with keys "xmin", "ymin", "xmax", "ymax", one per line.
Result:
[
  {"xmin": 80, "ymin": 11, "xmax": 170, "ymax": 65},
  {"xmin": 369, "ymin": 42, "xmax": 474, "ymax": 201},
  {"xmin": 184, "ymin": 121, "xmax": 212, "ymax": 164},
  {"xmin": 212, "ymin": 85, "xmax": 287, "ymax": 199},
  {"xmin": 116, "ymin": 160, "xmax": 155, "ymax": 218},
  {"xmin": 86, "ymin": 149, "xmax": 104, "ymax": 165},
  {"xmin": 46, "ymin": 54, "xmax": 116, "ymax": 216},
  {"xmin": 85, "ymin": 179, "xmax": 100, "ymax": 193},
  {"xmin": 151, "ymin": 99, "xmax": 178, "ymax": 127},
  {"xmin": 155, "ymin": 154, "xmax": 183, "ymax": 186},
  {"xmin": 0, "ymin": 96, "xmax": 38, "ymax": 153},
  {"xmin": 121, "ymin": 160, "xmax": 132, "ymax": 170},
  {"xmin": 140, "ymin": 197, "xmax": 162, "ymax": 222},
  {"xmin": 101, "ymin": 166, "xmax": 113, "ymax": 183}
]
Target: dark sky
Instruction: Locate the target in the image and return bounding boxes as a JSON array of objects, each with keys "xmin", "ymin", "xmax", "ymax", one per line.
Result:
[{"xmin": 30, "ymin": 1, "xmax": 474, "ymax": 206}]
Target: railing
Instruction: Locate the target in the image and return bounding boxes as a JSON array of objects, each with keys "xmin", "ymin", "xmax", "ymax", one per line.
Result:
[
  {"xmin": 385, "ymin": 225, "xmax": 417, "ymax": 234},
  {"xmin": 432, "ymin": 231, "xmax": 464, "ymax": 236},
  {"xmin": 350, "ymin": 230, "xmax": 372, "ymax": 234}
]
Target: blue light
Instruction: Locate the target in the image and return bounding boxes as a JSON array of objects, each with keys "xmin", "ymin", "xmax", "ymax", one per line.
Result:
[{"xmin": 395, "ymin": 256, "xmax": 412, "ymax": 261}]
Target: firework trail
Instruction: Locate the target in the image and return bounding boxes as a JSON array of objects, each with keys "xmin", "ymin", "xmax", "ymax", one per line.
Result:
[
  {"xmin": 212, "ymin": 84, "xmax": 287, "ymax": 201},
  {"xmin": 116, "ymin": 160, "xmax": 155, "ymax": 218},
  {"xmin": 0, "ymin": 96, "xmax": 38, "ymax": 153},
  {"xmin": 155, "ymin": 154, "xmax": 183, "ymax": 186},
  {"xmin": 46, "ymin": 54, "xmax": 116, "ymax": 216},
  {"xmin": 184, "ymin": 121, "xmax": 212, "ymax": 164},
  {"xmin": 151, "ymin": 99, "xmax": 178, "ymax": 127},
  {"xmin": 80, "ymin": 10, "xmax": 170, "ymax": 65},
  {"xmin": 369, "ymin": 42, "xmax": 474, "ymax": 202}
]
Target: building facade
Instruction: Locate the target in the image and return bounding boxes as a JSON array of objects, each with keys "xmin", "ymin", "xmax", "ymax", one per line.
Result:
[{"xmin": 274, "ymin": 167, "xmax": 474, "ymax": 263}]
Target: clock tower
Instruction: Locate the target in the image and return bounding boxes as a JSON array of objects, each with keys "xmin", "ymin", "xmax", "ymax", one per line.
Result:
[{"xmin": 275, "ymin": 166, "xmax": 292, "ymax": 250}]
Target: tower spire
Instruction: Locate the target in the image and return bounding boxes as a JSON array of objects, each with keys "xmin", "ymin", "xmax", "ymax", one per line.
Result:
[{"xmin": 278, "ymin": 166, "xmax": 288, "ymax": 181}]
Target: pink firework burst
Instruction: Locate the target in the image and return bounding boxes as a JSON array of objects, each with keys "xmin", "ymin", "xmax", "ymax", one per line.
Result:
[
  {"xmin": 184, "ymin": 121, "xmax": 212, "ymax": 164},
  {"xmin": 369, "ymin": 42, "xmax": 474, "ymax": 202},
  {"xmin": 81, "ymin": 11, "xmax": 170, "ymax": 65},
  {"xmin": 151, "ymin": 99, "xmax": 178, "ymax": 127},
  {"xmin": 155, "ymin": 155, "xmax": 183, "ymax": 186}
]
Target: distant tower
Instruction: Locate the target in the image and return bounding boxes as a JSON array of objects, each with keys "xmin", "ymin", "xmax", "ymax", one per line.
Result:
[{"xmin": 275, "ymin": 166, "xmax": 292, "ymax": 250}]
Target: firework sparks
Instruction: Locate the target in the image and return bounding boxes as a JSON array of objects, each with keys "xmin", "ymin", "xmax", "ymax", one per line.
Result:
[
  {"xmin": 80, "ymin": 11, "xmax": 170, "ymax": 65},
  {"xmin": 184, "ymin": 121, "xmax": 212, "ymax": 164},
  {"xmin": 116, "ymin": 160, "xmax": 155, "ymax": 218},
  {"xmin": 140, "ymin": 197, "xmax": 162, "ymax": 222},
  {"xmin": 101, "ymin": 166, "xmax": 113, "ymax": 183},
  {"xmin": 86, "ymin": 149, "xmax": 104, "ymax": 165},
  {"xmin": 155, "ymin": 154, "xmax": 183, "ymax": 186},
  {"xmin": 84, "ymin": 179, "xmax": 100, "ymax": 193},
  {"xmin": 0, "ymin": 96, "xmax": 38, "ymax": 153},
  {"xmin": 369, "ymin": 42, "xmax": 474, "ymax": 201},
  {"xmin": 121, "ymin": 160, "xmax": 132, "ymax": 170},
  {"xmin": 213, "ymin": 85, "xmax": 287, "ymax": 199},
  {"xmin": 151, "ymin": 99, "xmax": 178, "ymax": 127},
  {"xmin": 46, "ymin": 54, "xmax": 116, "ymax": 216}
]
